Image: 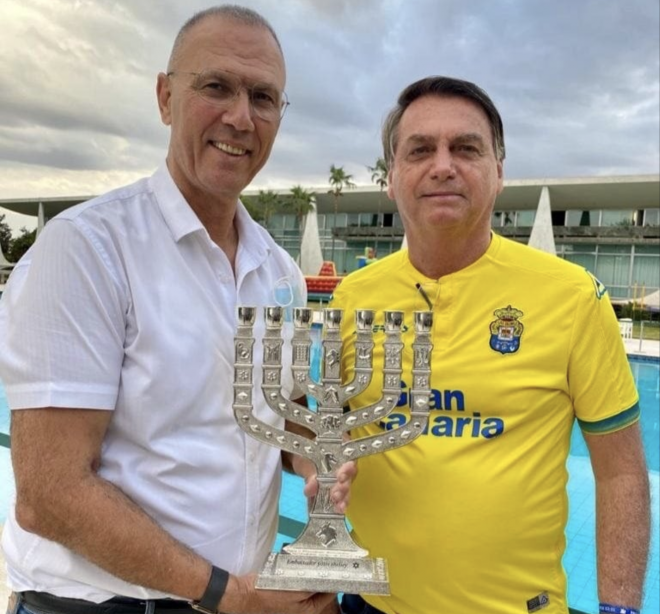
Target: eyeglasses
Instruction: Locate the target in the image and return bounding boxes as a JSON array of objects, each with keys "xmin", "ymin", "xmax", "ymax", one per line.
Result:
[{"xmin": 167, "ymin": 69, "xmax": 289, "ymax": 121}]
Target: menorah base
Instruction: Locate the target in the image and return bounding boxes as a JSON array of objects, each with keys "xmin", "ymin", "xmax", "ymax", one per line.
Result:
[{"xmin": 255, "ymin": 551, "xmax": 390, "ymax": 595}]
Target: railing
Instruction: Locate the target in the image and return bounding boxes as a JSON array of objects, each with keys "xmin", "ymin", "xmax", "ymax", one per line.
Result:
[
  {"xmin": 497, "ymin": 225, "xmax": 660, "ymax": 242},
  {"xmin": 636, "ymin": 320, "xmax": 660, "ymax": 353},
  {"xmin": 619, "ymin": 319, "xmax": 660, "ymax": 356}
]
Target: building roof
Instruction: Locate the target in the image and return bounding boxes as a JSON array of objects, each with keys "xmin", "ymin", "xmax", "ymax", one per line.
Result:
[{"xmin": 1, "ymin": 174, "xmax": 658, "ymax": 218}]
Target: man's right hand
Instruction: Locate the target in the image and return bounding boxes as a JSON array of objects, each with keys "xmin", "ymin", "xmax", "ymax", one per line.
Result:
[{"xmin": 218, "ymin": 573, "xmax": 338, "ymax": 613}]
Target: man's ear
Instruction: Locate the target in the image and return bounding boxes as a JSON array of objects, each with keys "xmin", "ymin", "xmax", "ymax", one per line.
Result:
[
  {"xmin": 156, "ymin": 72, "xmax": 172, "ymax": 126},
  {"xmin": 386, "ymin": 167, "xmax": 395, "ymax": 201},
  {"xmin": 496, "ymin": 159, "xmax": 504, "ymax": 194}
]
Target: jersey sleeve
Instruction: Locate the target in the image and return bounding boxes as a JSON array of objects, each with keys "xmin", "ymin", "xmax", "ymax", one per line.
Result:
[
  {"xmin": 568, "ymin": 272, "xmax": 639, "ymax": 433},
  {"xmin": 0, "ymin": 218, "xmax": 128, "ymax": 410},
  {"xmin": 328, "ymin": 276, "xmax": 348, "ymax": 310}
]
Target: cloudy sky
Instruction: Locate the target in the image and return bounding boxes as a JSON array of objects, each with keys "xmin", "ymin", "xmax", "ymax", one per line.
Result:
[{"xmin": 1, "ymin": 0, "xmax": 658, "ymax": 232}]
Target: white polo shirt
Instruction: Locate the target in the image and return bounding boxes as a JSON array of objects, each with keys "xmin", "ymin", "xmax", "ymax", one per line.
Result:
[{"xmin": 0, "ymin": 164, "xmax": 306, "ymax": 602}]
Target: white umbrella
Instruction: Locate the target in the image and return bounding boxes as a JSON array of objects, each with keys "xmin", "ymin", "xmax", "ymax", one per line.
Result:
[{"xmin": 640, "ymin": 290, "xmax": 660, "ymax": 313}]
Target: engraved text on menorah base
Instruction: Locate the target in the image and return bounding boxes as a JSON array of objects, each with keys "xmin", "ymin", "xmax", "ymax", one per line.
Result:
[{"xmin": 255, "ymin": 552, "xmax": 389, "ymax": 594}]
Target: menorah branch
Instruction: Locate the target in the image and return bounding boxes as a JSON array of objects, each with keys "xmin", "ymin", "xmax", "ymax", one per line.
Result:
[
  {"xmin": 261, "ymin": 386, "xmax": 319, "ymax": 430},
  {"xmin": 234, "ymin": 405, "xmax": 319, "ymax": 460},
  {"xmin": 340, "ymin": 406, "xmax": 430, "ymax": 461}
]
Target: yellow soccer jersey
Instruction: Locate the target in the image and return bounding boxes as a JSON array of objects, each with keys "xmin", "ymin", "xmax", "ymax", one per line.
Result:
[{"xmin": 329, "ymin": 234, "xmax": 639, "ymax": 614}]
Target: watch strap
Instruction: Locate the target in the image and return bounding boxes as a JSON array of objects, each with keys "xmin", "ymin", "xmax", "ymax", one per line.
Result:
[{"xmin": 190, "ymin": 565, "xmax": 230, "ymax": 614}]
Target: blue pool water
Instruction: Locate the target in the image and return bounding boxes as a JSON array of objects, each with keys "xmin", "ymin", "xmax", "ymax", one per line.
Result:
[
  {"xmin": 563, "ymin": 358, "xmax": 659, "ymax": 612},
  {"xmin": 0, "ymin": 358, "xmax": 658, "ymax": 613}
]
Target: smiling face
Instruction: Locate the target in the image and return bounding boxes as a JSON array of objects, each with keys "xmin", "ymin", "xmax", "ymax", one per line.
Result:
[
  {"xmin": 156, "ymin": 16, "xmax": 285, "ymax": 210},
  {"xmin": 387, "ymin": 94, "xmax": 504, "ymax": 241}
]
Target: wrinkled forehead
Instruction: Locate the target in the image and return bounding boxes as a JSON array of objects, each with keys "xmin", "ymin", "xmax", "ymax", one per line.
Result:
[
  {"xmin": 401, "ymin": 95, "xmax": 491, "ymax": 134},
  {"xmin": 393, "ymin": 94, "xmax": 496, "ymax": 155},
  {"xmin": 175, "ymin": 16, "xmax": 286, "ymax": 89}
]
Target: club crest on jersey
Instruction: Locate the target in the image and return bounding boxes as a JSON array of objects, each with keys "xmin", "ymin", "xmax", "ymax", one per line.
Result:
[{"xmin": 489, "ymin": 305, "xmax": 524, "ymax": 355}]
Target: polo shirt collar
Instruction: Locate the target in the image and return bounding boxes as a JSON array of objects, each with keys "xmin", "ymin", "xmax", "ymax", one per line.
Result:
[
  {"xmin": 150, "ymin": 163, "xmax": 205, "ymax": 242},
  {"xmin": 234, "ymin": 197, "xmax": 272, "ymax": 277},
  {"xmin": 149, "ymin": 162, "xmax": 271, "ymax": 263}
]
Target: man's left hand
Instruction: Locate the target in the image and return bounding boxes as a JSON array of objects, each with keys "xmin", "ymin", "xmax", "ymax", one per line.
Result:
[{"xmin": 293, "ymin": 456, "xmax": 358, "ymax": 514}]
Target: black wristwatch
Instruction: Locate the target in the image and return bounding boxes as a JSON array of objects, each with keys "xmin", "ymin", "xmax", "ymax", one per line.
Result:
[{"xmin": 190, "ymin": 565, "xmax": 230, "ymax": 614}]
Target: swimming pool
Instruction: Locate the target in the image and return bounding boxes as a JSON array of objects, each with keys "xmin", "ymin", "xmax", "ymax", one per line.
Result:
[
  {"xmin": 563, "ymin": 358, "xmax": 659, "ymax": 612},
  {"xmin": 0, "ymin": 358, "xmax": 658, "ymax": 613}
]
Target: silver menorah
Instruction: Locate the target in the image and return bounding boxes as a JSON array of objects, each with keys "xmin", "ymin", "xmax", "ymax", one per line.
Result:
[{"xmin": 233, "ymin": 306, "xmax": 433, "ymax": 594}]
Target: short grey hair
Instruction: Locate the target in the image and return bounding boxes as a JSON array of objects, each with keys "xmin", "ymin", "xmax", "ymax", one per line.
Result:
[
  {"xmin": 382, "ymin": 76, "xmax": 506, "ymax": 167},
  {"xmin": 167, "ymin": 5, "xmax": 282, "ymax": 72}
]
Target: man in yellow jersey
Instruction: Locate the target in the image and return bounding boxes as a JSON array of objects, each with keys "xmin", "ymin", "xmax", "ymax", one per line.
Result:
[{"xmin": 332, "ymin": 76, "xmax": 650, "ymax": 614}]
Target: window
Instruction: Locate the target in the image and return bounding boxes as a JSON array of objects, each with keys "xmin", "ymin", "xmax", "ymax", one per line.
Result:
[
  {"xmin": 599, "ymin": 244, "xmax": 632, "ymax": 255},
  {"xmin": 551, "ymin": 210, "xmax": 566, "ymax": 226},
  {"xmin": 566, "ymin": 210, "xmax": 591, "ymax": 226},
  {"xmin": 562, "ymin": 249, "xmax": 596, "ymax": 275},
  {"xmin": 563, "ymin": 244, "xmax": 597, "ymax": 254},
  {"xmin": 515, "ymin": 211, "xmax": 535, "ymax": 226},
  {"xmin": 359, "ymin": 213, "xmax": 374, "ymax": 227},
  {"xmin": 601, "ymin": 210, "xmax": 633, "ymax": 227},
  {"xmin": 492, "ymin": 211, "xmax": 514, "ymax": 226},
  {"xmin": 268, "ymin": 213, "xmax": 285, "ymax": 230},
  {"xmin": 635, "ymin": 245, "xmax": 660, "ymax": 255},
  {"xmin": 631, "ymin": 256, "xmax": 660, "ymax": 292},
  {"xmin": 644, "ymin": 208, "xmax": 659, "ymax": 226},
  {"xmin": 597, "ymin": 253, "xmax": 631, "ymax": 290},
  {"xmin": 335, "ymin": 213, "xmax": 348, "ymax": 228},
  {"xmin": 283, "ymin": 214, "xmax": 297, "ymax": 230},
  {"xmin": 323, "ymin": 212, "xmax": 348, "ymax": 229}
]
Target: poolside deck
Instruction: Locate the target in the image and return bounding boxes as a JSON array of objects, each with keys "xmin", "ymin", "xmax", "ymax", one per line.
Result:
[{"xmin": 623, "ymin": 336, "xmax": 660, "ymax": 359}]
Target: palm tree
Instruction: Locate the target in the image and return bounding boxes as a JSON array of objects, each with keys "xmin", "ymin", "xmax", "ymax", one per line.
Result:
[
  {"xmin": 254, "ymin": 189, "xmax": 282, "ymax": 227},
  {"xmin": 283, "ymin": 185, "xmax": 315, "ymax": 259},
  {"xmin": 240, "ymin": 193, "xmax": 262, "ymax": 222},
  {"xmin": 368, "ymin": 157, "xmax": 388, "ymax": 254},
  {"xmin": 368, "ymin": 157, "xmax": 388, "ymax": 193},
  {"xmin": 328, "ymin": 164, "xmax": 356, "ymax": 264}
]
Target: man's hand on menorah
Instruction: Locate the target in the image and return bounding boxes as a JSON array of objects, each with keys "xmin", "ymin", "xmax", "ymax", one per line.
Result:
[
  {"xmin": 283, "ymin": 408, "xmax": 357, "ymax": 515},
  {"xmin": 294, "ymin": 455, "xmax": 358, "ymax": 515}
]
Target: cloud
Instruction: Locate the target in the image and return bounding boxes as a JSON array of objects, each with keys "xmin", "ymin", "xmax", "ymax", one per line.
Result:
[{"xmin": 0, "ymin": 0, "xmax": 657, "ymax": 214}]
